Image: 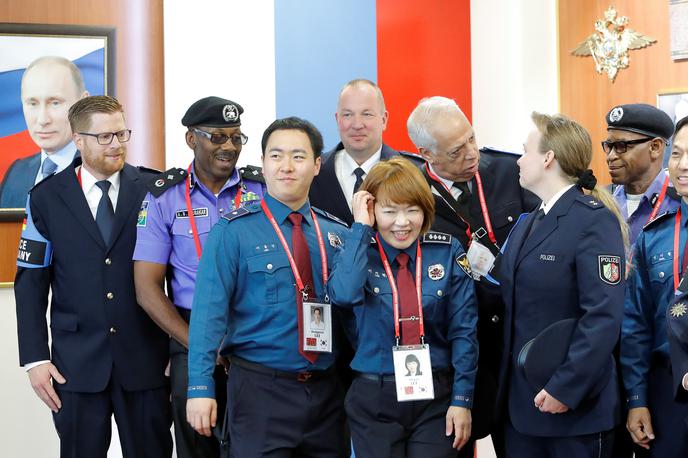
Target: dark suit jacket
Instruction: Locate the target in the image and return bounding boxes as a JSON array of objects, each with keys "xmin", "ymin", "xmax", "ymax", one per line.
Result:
[
  {"xmin": 15, "ymin": 157, "xmax": 169, "ymax": 393},
  {"xmin": 0, "ymin": 152, "xmax": 40, "ymax": 208},
  {"xmin": 496, "ymin": 186, "xmax": 624, "ymax": 436},
  {"xmin": 423, "ymin": 148, "xmax": 539, "ymax": 439},
  {"xmin": 309, "ymin": 142, "xmax": 422, "ymax": 225}
]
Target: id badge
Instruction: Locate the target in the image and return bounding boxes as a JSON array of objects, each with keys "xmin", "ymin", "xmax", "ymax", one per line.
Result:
[
  {"xmin": 302, "ymin": 301, "xmax": 332, "ymax": 353},
  {"xmin": 466, "ymin": 239, "xmax": 495, "ymax": 280},
  {"xmin": 392, "ymin": 344, "xmax": 435, "ymax": 402}
]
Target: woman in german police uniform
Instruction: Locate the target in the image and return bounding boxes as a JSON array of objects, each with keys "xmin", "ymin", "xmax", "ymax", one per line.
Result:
[
  {"xmin": 496, "ymin": 113, "xmax": 628, "ymax": 458},
  {"xmin": 327, "ymin": 157, "xmax": 478, "ymax": 457}
]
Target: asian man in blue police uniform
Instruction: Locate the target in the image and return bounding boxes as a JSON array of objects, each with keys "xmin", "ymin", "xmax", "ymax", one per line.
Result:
[
  {"xmin": 622, "ymin": 115, "xmax": 688, "ymax": 456},
  {"xmin": 406, "ymin": 96, "xmax": 540, "ymax": 457},
  {"xmin": 0, "ymin": 56, "xmax": 87, "ymax": 208},
  {"xmin": 666, "ymin": 269, "xmax": 688, "ymax": 454},
  {"xmin": 14, "ymin": 95, "xmax": 171, "ymax": 458},
  {"xmin": 133, "ymin": 96, "xmax": 265, "ymax": 458},
  {"xmin": 186, "ymin": 117, "xmax": 349, "ymax": 457}
]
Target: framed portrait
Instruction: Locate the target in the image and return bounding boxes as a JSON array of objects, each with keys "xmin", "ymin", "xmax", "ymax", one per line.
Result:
[
  {"xmin": 0, "ymin": 23, "xmax": 116, "ymax": 218},
  {"xmin": 670, "ymin": 0, "xmax": 688, "ymax": 60}
]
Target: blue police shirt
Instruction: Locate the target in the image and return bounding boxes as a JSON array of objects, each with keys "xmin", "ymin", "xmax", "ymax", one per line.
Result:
[
  {"xmin": 187, "ymin": 194, "xmax": 348, "ymax": 398},
  {"xmin": 327, "ymin": 222, "xmax": 478, "ymax": 408},
  {"xmin": 622, "ymin": 197, "xmax": 688, "ymax": 408},
  {"xmin": 613, "ymin": 169, "xmax": 679, "ymax": 246},
  {"xmin": 133, "ymin": 162, "xmax": 264, "ymax": 310}
]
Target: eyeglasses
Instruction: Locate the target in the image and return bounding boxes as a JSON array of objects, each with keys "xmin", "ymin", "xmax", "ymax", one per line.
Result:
[
  {"xmin": 78, "ymin": 129, "xmax": 132, "ymax": 145},
  {"xmin": 192, "ymin": 128, "xmax": 248, "ymax": 146},
  {"xmin": 601, "ymin": 137, "xmax": 654, "ymax": 154}
]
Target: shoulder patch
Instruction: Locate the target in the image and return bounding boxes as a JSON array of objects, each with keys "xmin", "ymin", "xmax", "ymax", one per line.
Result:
[
  {"xmin": 575, "ymin": 194, "xmax": 604, "ymax": 209},
  {"xmin": 147, "ymin": 168, "xmax": 186, "ymax": 197},
  {"xmin": 17, "ymin": 197, "xmax": 52, "ymax": 268},
  {"xmin": 312, "ymin": 207, "xmax": 348, "ymax": 227},
  {"xmin": 643, "ymin": 208, "xmax": 677, "ymax": 231},
  {"xmin": 422, "ymin": 231, "xmax": 452, "ymax": 244},
  {"xmin": 240, "ymin": 165, "xmax": 265, "ymax": 184}
]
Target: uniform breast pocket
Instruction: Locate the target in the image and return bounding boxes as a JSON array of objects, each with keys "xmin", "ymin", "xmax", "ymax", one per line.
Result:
[
  {"xmin": 171, "ymin": 216, "xmax": 212, "ymax": 239},
  {"xmin": 489, "ymin": 202, "xmax": 519, "ymax": 231},
  {"xmin": 247, "ymin": 252, "xmax": 292, "ymax": 304},
  {"xmin": 648, "ymin": 260, "xmax": 672, "ymax": 297}
]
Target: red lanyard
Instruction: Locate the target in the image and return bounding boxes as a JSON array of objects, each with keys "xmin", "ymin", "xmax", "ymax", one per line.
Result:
[
  {"xmin": 673, "ymin": 208, "xmax": 685, "ymax": 292},
  {"xmin": 646, "ymin": 175, "xmax": 670, "ymax": 224},
  {"xmin": 425, "ymin": 166, "xmax": 496, "ymax": 245},
  {"xmin": 375, "ymin": 234, "xmax": 425, "ymax": 344},
  {"xmin": 184, "ymin": 164, "xmax": 244, "ymax": 260},
  {"xmin": 260, "ymin": 200, "xmax": 329, "ymax": 298}
]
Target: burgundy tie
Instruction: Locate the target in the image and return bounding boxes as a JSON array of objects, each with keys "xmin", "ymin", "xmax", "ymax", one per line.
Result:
[
  {"xmin": 396, "ymin": 252, "xmax": 420, "ymax": 345},
  {"xmin": 288, "ymin": 212, "xmax": 318, "ymax": 363}
]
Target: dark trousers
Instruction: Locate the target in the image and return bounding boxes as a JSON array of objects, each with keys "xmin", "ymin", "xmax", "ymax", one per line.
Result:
[
  {"xmin": 170, "ymin": 338, "xmax": 227, "ymax": 458},
  {"xmin": 503, "ymin": 420, "xmax": 613, "ymax": 458},
  {"xmin": 645, "ymin": 364, "xmax": 688, "ymax": 457},
  {"xmin": 345, "ymin": 372, "xmax": 458, "ymax": 458},
  {"xmin": 53, "ymin": 377, "xmax": 172, "ymax": 458},
  {"xmin": 226, "ymin": 361, "xmax": 346, "ymax": 458}
]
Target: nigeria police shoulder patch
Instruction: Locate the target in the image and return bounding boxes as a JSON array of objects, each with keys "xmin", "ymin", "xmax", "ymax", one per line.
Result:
[{"xmin": 598, "ymin": 255, "xmax": 621, "ymax": 285}]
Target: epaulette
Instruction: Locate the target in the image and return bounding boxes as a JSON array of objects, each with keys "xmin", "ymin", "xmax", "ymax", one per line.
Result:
[
  {"xmin": 575, "ymin": 194, "xmax": 604, "ymax": 210},
  {"xmin": 221, "ymin": 204, "xmax": 260, "ymax": 223},
  {"xmin": 643, "ymin": 208, "xmax": 678, "ymax": 231},
  {"xmin": 137, "ymin": 165, "xmax": 161, "ymax": 179},
  {"xmin": 312, "ymin": 207, "xmax": 348, "ymax": 227},
  {"xmin": 398, "ymin": 150, "xmax": 426, "ymax": 164},
  {"xmin": 480, "ymin": 146, "xmax": 521, "ymax": 157},
  {"xmin": 147, "ymin": 168, "xmax": 187, "ymax": 197},
  {"xmin": 240, "ymin": 165, "xmax": 265, "ymax": 183},
  {"xmin": 422, "ymin": 231, "xmax": 452, "ymax": 244}
]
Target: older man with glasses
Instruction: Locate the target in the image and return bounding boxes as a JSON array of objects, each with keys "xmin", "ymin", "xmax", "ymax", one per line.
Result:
[
  {"xmin": 605, "ymin": 103, "xmax": 678, "ymax": 247},
  {"xmin": 133, "ymin": 96, "xmax": 265, "ymax": 458}
]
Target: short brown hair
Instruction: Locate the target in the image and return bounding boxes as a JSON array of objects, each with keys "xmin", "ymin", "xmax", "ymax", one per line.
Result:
[
  {"xmin": 360, "ymin": 157, "xmax": 435, "ymax": 234},
  {"xmin": 69, "ymin": 95, "xmax": 124, "ymax": 133}
]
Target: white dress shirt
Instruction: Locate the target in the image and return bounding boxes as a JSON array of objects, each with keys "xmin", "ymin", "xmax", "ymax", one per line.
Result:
[
  {"xmin": 334, "ymin": 147, "xmax": 382, "ymax": 210},
  {"xmin": 540, "ymin": 184, "xmax": 575, "ymax": 215},
  {"xmin": 427, "ymin": 163, "xmax": 472, "ymax": 201}
]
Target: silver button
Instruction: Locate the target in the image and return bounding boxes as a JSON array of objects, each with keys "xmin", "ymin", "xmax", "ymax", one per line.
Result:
[
  {"xmin": 659, "ymin": 271, "xmax": 665, "ymax": 278},
  {"xmin": 437, "ymin": 290, "xmax": 443, "ymax": 296},
  {"xmin": 106, "ymin": 292, "xmax": 114, "ymax": 300},
  {"xmin": 491, "ymin": 315, "xmax": 499, "ymax": 323},
  {"xmin": 507, "ymin": 216, "xmax": 513, "ymax": 222},
  {"xmin": 373, "ymin": 287, "xmax": 380, "ymax": 294},
  {"xmin": 220, "ymin": 208, "xmax": 225, "ymax": 213},
  {"xmin": 105, "ymin": 258, "xmax": 112, "ymax": 265},
  {"xmin": 267, "ymin": 263, "xmax": 273, "ymax": 270},
  {"xmin": 109, "ymin": 327, "xmax": 117, "ymax": 334}
]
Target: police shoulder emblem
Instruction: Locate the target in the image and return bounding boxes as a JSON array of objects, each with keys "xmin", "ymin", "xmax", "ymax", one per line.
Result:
[
  {"xmin": 137, "ymin": 201, "xmax": 149, "ymax": 227},
  {"xmin": 598, "ymin": 254, "xmax": 621, "ymax": 285},
  {"xmin": 455, "ymin": 253, "xmax": 472, "ymax": 277},
  {"xmin": 428, "ymin": 264, "xmax": 445, "ymax": 280},
  {"xmin": 670, "ymin": 302, "xmax": 687, "ymax": 318}
]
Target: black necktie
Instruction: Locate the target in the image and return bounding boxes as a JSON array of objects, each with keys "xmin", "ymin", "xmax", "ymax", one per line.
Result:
[
  {"xmin": 95, "ymin": 180, "xmax": 115, "ymax": 244},
  {"xmin": 453, "ymin": 181, "xmax": 472, "ymax": 213},
  {"xmin": 353, "ymin": 167, "xmax": 365, "ymax": 195},
  {"xmin": 526, "ymin": 209, "xmax": 545, "ymax": 239}
]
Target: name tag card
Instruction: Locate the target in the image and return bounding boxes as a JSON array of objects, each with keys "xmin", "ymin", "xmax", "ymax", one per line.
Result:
[
  {"xmin": 466, "ymin": 239, "xmax": 495, "ymax": 279},
  {"xmin": 302, "ymin": 301, "xmax": 332, "ymax": 353},
  {"xmin": 392, "ymin": 344, "xmax": 435, "ymax": 402}
]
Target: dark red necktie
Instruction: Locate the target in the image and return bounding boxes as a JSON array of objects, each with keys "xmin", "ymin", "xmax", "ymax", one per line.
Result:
[
  {"xmin": 396, "ymin": 252, "xmax": 420, "ymax": 345},
  {"xmin": 288, "ymin": 212, "xmax": 318, "ymax": 363}
]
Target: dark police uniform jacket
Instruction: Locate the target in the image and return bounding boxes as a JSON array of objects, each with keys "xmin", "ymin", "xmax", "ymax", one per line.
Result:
[
  {"xmin": 496, "ymin": 186, "xmax": 625, "ymax": 437},
  {"xmin": 424, "ymin": 147, "xmax": 539, "ymax": 438},
  {"xmin": 15, "ymin": 157, "xmax": 169, "ymax": 393},
  {"xmin": 309, "ymin": 142, "xmax": 422, "ymax": 226}
]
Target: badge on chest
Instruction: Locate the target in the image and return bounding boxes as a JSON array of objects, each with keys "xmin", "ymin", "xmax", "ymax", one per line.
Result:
[{"xmin": 302, "ymin": 300, "xmax": 332, "ymax": 353}]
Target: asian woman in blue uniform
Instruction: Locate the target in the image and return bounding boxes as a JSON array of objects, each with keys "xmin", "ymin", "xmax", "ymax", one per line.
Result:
[
  {"xmin": 327, "ymin": 157, "xmax": 478, "ymax": 457},
  {"xmin": 496, "ymin": 113, "xmax": 627, "ymax": 458},
  {"xmin": 622, "ymin": 115, "xmax": 688, "ymax": 456}
]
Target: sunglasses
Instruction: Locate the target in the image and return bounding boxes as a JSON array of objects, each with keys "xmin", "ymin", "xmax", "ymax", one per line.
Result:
[
  {"xmin": 601, "ymin": 137, "xmax": 654, "ymax": 154},
  {"xmin": 192, "ymin": 128, "xmax": 248, "ymax": 146}
]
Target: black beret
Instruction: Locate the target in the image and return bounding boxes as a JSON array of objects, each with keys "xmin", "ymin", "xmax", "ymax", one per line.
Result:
[
  {"xmin": 517, "ymin": 318, "xmax": 612, "ymax": 398},
  {"xmin": 181, "ymin": 96, "xmax": 243, "ymax": 127},
  {"xmin": 606, "ymin": 103, "xmax": 674, "ymax": 141}
]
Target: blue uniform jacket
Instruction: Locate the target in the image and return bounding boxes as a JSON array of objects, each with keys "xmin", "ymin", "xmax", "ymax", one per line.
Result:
[
  {"xmin": 327, "ymin": 222, "xmax": 478, "ymax": 408},
  {"xmin": 667, "ymin": 287, "xmax": 688, "ymax": 399},
  {"xmin": 187, "ymin": 194, "xmax": 348, "ymax": 399},
  {"xmin": 622, "ymin": 198, "xmax": 688, "ymax": 408},
  {"xmin": 496, "ymin": 186, "xmax": 625, "ymax": 437}
]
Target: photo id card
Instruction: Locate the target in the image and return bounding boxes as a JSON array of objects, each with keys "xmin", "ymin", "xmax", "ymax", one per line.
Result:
[
  {"xmin": 392, "ymin": 344, "xmax": 435, "ymax": 402},
  {"xmin": 302, "ymin": 301, "xmax": 332, "ymax": 353},
  {"xmin": 466, "ymin": 239, "xmax": 495, "ymax": 279}
]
